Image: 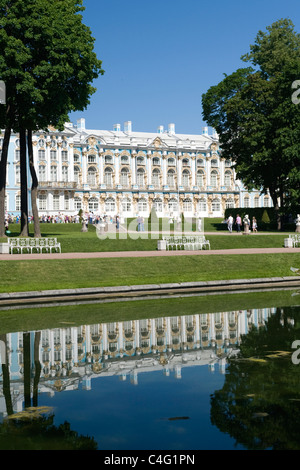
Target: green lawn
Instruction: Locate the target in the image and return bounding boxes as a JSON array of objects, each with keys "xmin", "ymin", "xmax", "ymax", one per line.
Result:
[
  {"xmin": 0, "ymin": 222, "xmax": 295, "ymax": 252},
  {"xmin": 1, "ymin": 252, "xmax": 300, "ymax": 293}
]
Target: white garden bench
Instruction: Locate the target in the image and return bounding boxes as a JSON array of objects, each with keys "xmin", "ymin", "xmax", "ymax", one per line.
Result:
[
  {"xmin": 162, "ymin": 235, "xmax": 210, "ymax": 251},
  {"xmin": 288, "ymin": 234, "xmax": 300, "ymax": 247},
  {"xmin": 8, "ymin": 237, "xmax": 61, "ymax": 254}
]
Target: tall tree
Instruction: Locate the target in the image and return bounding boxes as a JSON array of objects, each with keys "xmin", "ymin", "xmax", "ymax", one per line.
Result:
[
  {"xmin": 0, "ymin": 0, "xmax": 104, "ymax": 236},
  {"xmin": 202, "ymin": 19, "xmax": 300, "ymax": 227}
]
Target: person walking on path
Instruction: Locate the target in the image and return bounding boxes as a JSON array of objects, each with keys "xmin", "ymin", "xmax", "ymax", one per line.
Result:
[
  {"xmin": 252, "ymin": 217, "xmax": 258, "ymax": 233},
  {"xmin": 236, "ymin": 214, "xmax": 242, "ymax": 233},
  {"xmin": 227, "ymin": 215, "xmax": 234, "ymax": 233}
]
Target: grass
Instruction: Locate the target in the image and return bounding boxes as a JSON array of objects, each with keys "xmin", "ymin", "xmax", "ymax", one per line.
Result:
[
  {"xmin": 0, "ymin": 252, "xmax": 300, "ymax": 293},
  {"xmin": 0, "ymin": 221, "xmax": 295, "ymax": 252}
]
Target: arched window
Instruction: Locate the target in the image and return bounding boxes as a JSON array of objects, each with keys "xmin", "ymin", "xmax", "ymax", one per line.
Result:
[
  {"xmin": 153, "ymin": 198, "xmax": 163, "ymax": 212},
  {"xmin": 50, "ymin": 165, "xmax": 57, "ymax": 182},
  {"xmin": 226, "ymin": 198, "xmax": 234, "ymax": 209},
  {"xmin": 120, "ymin": 168, "xmax": 129, "ymax": 187},
  {"xmin": 254, "ymin": 196, "xmax": 260, "ymax": 208},
  {"xmin": 167, "ymin": 169, "xmax": 175, "ymax": 188},
  {"xmin": 198, "ymin": 198, "xmax": 207, "ymax": 212},
  {"xmin": 263, "ymin": 196, "xmax": 270, "ymax": 207},
  {"xmin": 38, "ymin": 165, "xmax": 46, "ymax": 182},
  {"xmin": 121, "ymin": 155, "xmax": 129, "ymax": 164},
  {"xmin": 104, "ymin": 167, "xmax": 113, "ymax": 187},
  {"xmin": 87, "ymin": 166, "xmax": 96, "ymax": 186},
  {"xmin": 122, "ymin": 197, "xmax": 132, "ymax": 212},
  {"xmin": 137, "ymin": 156, "xmax": 145, "ymax": 165},
  {"xmin": 211, "ymin": 159, "xmax": 218, "ymax": 167},
  {"xmin": 197, "ymin": 158, "xmax": 204, "ymax": 167},
  {"xmin": 196, "ymin": 170, "xmax": 204, "ymax": 188},
  {"xmin": 182, "ymin": 169, "xmax": 190, "ymax": 187},
  {"xmin": 183, "ymin": 198, "xmax": 192, "ymax": 212},
  {"xmin": 224, "ymin": 170, "xmax": 232, "ymax": 187},
  {"xmin": 210, "ymin": 170, "xmax": 218, "ymax": 187},
  {"xmin": 74, "ymin": 197, "xmax": 82, "ymax": 211},
  {"xmin": 88, "ymin": 154, "xmax": 96, "ymax": 163},
  {"xmin": 138, "ymin": 198, "xmax": 148, "ymax": 212},
  {"xmin": 168, "ymin": 198, "xmax": 178, "ymax": 212},
  {"xmin": 212, "ymin": 198, "xmax": 220, "ymax": 212},
  {"xmin": 74, "ymin": 166, "xmax": 80, "ymax": 184},
  {"xmin": 89, "ymin": 197, "xmax": 99, "ymax": 212},
  {"xmin": 182, "ymin": 158, "xmax": 189, "ymax": 167},
  {"xmin": 152, "ymin": 157, "xmax": 160, "ymax": 166},
  {"xmin": 244, "ymin": 196, "xmax": 250, "ymax": 208},
  {"xmin": 136, "ymin": 168, "xmax": 145, "ymax": 187},
  {"xmin": 105, "ymin": 197, "xmax": 115, "ymax": 212},
  {"xmin": 152, "ymin": 168, "xmax": 160, "ymax": 187},
  {"xmin": 105, "ymin": 155, "xmax": 113, "ymax": 164},
  {"xmin": 167, "ymin": 157, "xmax": 175, "ymax": 166}
]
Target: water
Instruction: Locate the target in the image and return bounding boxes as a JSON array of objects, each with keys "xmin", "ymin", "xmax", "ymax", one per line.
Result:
[{"xmin": 1, "ymin": 293, "xmax": 300, "ymax": 450}]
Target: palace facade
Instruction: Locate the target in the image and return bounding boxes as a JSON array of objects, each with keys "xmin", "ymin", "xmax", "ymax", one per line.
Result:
[{"xmin": 3, "ymin": 119, "xmax": 272, "ymax": 218}]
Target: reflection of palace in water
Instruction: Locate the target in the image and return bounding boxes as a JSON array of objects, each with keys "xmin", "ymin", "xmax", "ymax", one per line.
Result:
[{"xmin": 0, "ymin": 308, "xmax": 276, "ymax": 418}]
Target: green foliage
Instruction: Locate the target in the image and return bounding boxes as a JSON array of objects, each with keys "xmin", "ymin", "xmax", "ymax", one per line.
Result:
[
  {"xmin": 202, "ymin": 19, "xmax": 300, "ymax": 214},
  {"xmin": 0, "ymin": 0, "xmax": 104, "ymax": 131}
]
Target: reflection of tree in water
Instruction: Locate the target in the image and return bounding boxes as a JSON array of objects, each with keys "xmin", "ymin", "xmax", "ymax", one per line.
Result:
[
  {"xmin": 210, "ymin": 307, "xmax": 300, "ymax": 450},
  {"xmin": 0, "ymin": 332, "xmax": 97, "ymax": 450}
]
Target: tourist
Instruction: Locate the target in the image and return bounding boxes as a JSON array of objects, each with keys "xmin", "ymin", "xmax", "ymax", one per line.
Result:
[
  {"xmin": 227, "ymin": 214, "xmax": 234, "ymax": 233},
  {"xmin": 252, "ymin": 216, "xmax": 258, "ymax": 233},
  {"xmin": 236, "ymin": 214, "xmax": 242, "ymax": 233}
]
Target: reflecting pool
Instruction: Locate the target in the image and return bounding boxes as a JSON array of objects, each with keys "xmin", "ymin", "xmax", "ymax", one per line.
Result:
[{"xmin": 1, "ymin": 293, "xmax": 300, "ymax": 450}]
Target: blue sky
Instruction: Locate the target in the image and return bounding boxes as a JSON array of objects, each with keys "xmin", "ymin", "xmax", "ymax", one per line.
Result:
[{"xmin": 70, "ymin": 0, "xmax": 300, "ymax": 135}]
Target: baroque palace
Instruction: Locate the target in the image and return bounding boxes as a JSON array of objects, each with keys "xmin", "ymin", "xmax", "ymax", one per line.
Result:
[{"xmin": 3, "ymin": 118, "xmax": 272, "ymax": 218}]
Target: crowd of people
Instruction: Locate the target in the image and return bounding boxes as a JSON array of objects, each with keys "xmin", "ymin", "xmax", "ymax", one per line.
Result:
[{"xmin": 226, "ymin": 214, "xmax": 258, "ymax": 233}]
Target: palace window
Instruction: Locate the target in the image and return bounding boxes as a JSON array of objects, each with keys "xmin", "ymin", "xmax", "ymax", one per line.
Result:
[
  {"xmin": 88, "ymin": 154, "xmax": 96, "ymax": 163},
  {"xmin": 38, "ymin": 194, "xmax": 47, "ymax": 211},
  {"xmin": 168, "ymin": 198, "xmax": 178, "ymax": 212},
  {"xmin": 197, "ymin": 198, "xmax": 207, "ymax": 212},
  {"xmin": 263, "ymin": 196, "xmax": 270, "ymax": 207},
  {"xmin": 152, "ymin": 157, "xmax": 160, "ymax": 166},
  {"xmin": 212, "ymin": 198, "xmax": 220, "ymax": 212},
  {"xmin": 15, "ymin": 165, "xmax": 20, "ymax": 184},
  {"xmin": 87, "ymin": 167, "xmax": 96, "ymax": 186},
  {"xmin": 61, "ymin": 151, "xmax": 68, "ymax": 162},
  {"xmin": 244, "ymin": 196, "xmax": 250, "ymax": 208},
  {"xmin": 16, "ymin": 195, "xmax": 21, "ymax": 211},
  {"xmin": 38, "ymin": 165, "xmax": 46, "ymax": 182},
  {"xmin": 104, "ymin": 167, "xmax": 113, "ymax": 187},
  {"xmin": 152, "ymin": 168, "xmax": 160, "ymax": 187},
  {"xmin": 74, "ymin": 166, "xmax": 80, "ymax": 184},
  {"xmin": 89, "ymin": 197, "xmax": 99, "ymax": 212},
  {"xmin": 74, "ymin": 197, "xmax": 82, "ymax": 211},
  {"xmin": 182, "ymin": 158, "xmax": 190, "ymax": 167},
  {"xmin": 38, "ymin": 150, "xmax": 46, "ymax": 161},
  {"xmin": 226, "ymin": 198, "xmax": 234, "ymax": 209},
  {"xmin": 53, "ymin": 195, "xmax": 60, "ymax": 211},
  {"xmin": 196, "ymin": 170, "xmax": 204, "ymax": 188},
  {"xmin": 105, "ymin": 197, "xmax": 115, "ymax": 212},
  {"xmin": 153, "ymin": 198, "xmax": 163, "ymax": 212},
  {"xmin": 50, "ymin": 150, "xmax": 57, "ymax": 161},
  {"xmin": 50, "ymin": 165, "xmax": 57, "ymax": 182},
  {"xmin": 121, "ymin": 155, "xmax": 129, "ymax": 164},
  {"xmin": 105, "ymin": 155, "xmax": 113, "ymax": 164},
  {"xmin": 211, "ymin": 159, "xmax": 218, "ymax": 167},
  {"xmin": 254, "ymin": 196, "xmax": 260, "ymax": 208},
  {"xmin": 64, "ymin": 194, "xmax": 70, "ymax": 210},
  {"xmin": 122, "ymin": 197, "xmax": 132, "ymax": 212},
  {"xmin": 210, "ymin": 170, "xmax": 218, "ymax": 187},
  {"xmin": 137, "ymin": 156, "xmax": 145, "ymax": 165},
  {"xmin": 183, "ymin": 198, "xmax": 192, "ymax": 212},
  {"xmin": 62, "ymin": 166, "xmax": 68, "ymax": 183},
  {"xmin": 197, "ymin": 158, "xmax": 204, "ymax": 167},
  {"xmin": 120, "ymin": 168, "xmax": 129, "ymax": 187},
  {"xmin": 167, "ymin": 157, "xmax": 175, "ymax": 166},
  {"xmin": 15, "ymin": 150, "xmax": 20, "ymax": 161},
  {"xmin": 167, "ymin": 169, "xmax": 175, "ymax": 188},
  {"xmin": 138, "ymin": 198, "xmax": 148, "ymax": 212},
  {"xmin": 136, "ymin": 168, "xmax": 145, "ymax": 187},
  {"xmin": 182, "ymin": 169, "xmax": 190, "ymax": 187},
  {"xmin": 224, "ymin": 170, "xmax": 232, "ymax": 187}
]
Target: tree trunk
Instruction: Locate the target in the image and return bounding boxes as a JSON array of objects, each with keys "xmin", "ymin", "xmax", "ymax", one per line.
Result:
[
  {"xmin": 270, "ymin": 190, "xmax": 281, "ymax": 231},
  {"xmin": 0, "ymin": 127, "xmax": 11, "ymax": 237},
  {"xmin": 28, "ymin": 130, "xmax": 41, "ymax": 237},
  {"xmin": 20, "ymin": 128, "xmax": 29, "ymax": 236}
]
